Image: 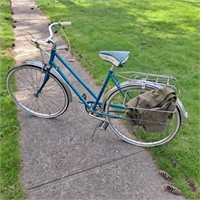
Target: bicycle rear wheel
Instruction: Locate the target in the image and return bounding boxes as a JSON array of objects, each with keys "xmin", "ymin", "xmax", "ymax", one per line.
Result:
[
  {"xmin": 105, "ymin": 83, "xmax": 181, "ymax": 147},
  {"xmin": 6, "ymin": 64, "xmax": 69, "ymax": 118}
]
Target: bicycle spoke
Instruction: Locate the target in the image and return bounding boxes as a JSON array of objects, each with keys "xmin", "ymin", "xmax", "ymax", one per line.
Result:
[
  {"xmin": 105, "ymin": 84, "xmax": 180, "ymax": 147},
  {"xmin": 7, "ymin": 65, "xmax": 69, "ymax": 118}
]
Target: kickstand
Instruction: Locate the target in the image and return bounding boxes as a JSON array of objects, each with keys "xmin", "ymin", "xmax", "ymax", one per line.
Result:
[
  {"xmin": 90, "ymin": 122, "xmax": 100, "ymax": 142},
  {"xmin": 90, "ymin": 120, "xmax": 109, "ymax": 142}
]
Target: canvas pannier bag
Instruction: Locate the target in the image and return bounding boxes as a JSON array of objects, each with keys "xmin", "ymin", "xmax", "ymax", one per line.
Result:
[{"xmin": 125, "ymin": 87, "xmax": 177, "ymax": 132}]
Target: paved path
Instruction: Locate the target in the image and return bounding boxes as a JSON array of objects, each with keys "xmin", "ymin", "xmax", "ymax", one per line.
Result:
[{"xmin": 11, "ymin": 0, "xmax": 185, "ymax": 199}]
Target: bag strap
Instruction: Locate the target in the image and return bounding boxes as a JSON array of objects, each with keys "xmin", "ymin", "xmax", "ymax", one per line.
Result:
[{"xmin": 157, "ymin": 88, "xmax": 176, "ymax": 107}]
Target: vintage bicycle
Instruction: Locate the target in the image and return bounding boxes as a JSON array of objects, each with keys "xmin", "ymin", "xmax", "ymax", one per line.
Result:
[{"xmin": 6, "ymin": 22, "xmax": 187, "ymax": 147}]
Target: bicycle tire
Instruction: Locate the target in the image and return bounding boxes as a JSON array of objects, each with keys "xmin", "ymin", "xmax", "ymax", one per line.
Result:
[
  {"xmin": 104, "ymin": 83, "xmax": 181, "ymax": 147},
  {"xmin": 6, "ymin": 64, "xmax": 69, "ymax": 118}
]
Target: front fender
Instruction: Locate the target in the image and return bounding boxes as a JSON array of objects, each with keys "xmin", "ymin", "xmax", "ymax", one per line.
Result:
[{"xmin": 26, "ymin": 60, "xmax": 72, "ymax": 102}]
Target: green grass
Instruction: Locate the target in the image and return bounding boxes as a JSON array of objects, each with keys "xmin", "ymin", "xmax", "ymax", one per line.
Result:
[
  {"xmin": 0, "ymin": 0, "xmax": 25, "ymax": 199},
  {"xmin": 36, "ymin": 0, "xmax": 200, "ymax": 199}
]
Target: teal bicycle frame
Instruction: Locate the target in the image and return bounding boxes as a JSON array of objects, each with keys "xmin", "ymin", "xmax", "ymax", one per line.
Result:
[{"xmin": 37, "ymin": 48, "xmax": 124, "ymax": 116}]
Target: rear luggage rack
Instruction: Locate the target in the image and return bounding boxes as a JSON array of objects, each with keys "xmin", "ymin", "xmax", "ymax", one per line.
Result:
[{"xmin": 114, "ymin": 71, "xmax": 177, "ymax": 91}]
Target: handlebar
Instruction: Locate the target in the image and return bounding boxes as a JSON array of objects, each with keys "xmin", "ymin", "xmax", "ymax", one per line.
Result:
[
  {"xmin": 31, "ymin": 21, "xmax": 71, "ymax": 46},
  {"xmin": 31, "ymin": 39, "xmax": 50, "ymax": 47},
  {"xmin": 47, "ymin": 21, "xmax": 71, "ymax": 42}
]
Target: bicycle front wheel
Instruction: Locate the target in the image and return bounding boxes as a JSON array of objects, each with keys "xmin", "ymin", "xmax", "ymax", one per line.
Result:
[
  {"xmin": 6, "ymin": 64, "xmax": 69, "ymax": 118},
  {"xmin": 105, "ymin": 83, "xmax": 181, "ymax": 147}
]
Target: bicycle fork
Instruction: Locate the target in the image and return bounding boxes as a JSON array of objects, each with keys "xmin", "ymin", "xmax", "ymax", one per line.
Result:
[{"xmin": 34, "ymin": 68, "xmax": 50, "ymax": 97}]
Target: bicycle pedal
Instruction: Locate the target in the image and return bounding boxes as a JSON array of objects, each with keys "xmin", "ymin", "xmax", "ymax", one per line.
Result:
[
  {"xmin": 82, "ymin": 93, "xmax": 87, "ymax": 100},
  {"xmin": 98, "ymin": 121, "xmax": 109, "ymax": 131},
  {"xmin": 79, "ymin": 93, "xmax": 87, "ymax": 104}
]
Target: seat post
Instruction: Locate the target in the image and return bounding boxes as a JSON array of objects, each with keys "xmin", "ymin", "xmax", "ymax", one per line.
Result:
[{"xmin": 110, "ymin": 65, "xmax": 115, "ymax": 72}]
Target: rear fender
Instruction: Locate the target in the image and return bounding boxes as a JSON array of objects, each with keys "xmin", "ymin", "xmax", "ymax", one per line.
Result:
[
  {"xmin": 26, "ymin": 60, "xmax": 72, "ymax": 102},
  {"xmin": 176, "ymin": 98, "xmax": 187, "ymax": 123}
]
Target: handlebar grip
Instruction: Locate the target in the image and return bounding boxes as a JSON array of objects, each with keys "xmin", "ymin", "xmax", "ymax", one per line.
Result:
[
  {"xmin": 31, "ymin": 39, "xmax": 50, "ymax": 47},
  {"xmin": 59, "ymin": 21, "xmax": 72, "ymax": 26}
]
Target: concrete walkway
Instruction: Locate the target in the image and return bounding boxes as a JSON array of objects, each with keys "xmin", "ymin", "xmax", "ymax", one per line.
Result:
[{"xmin": 11, "ymin": 0, "xmax": 185, "ymax": 199}]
